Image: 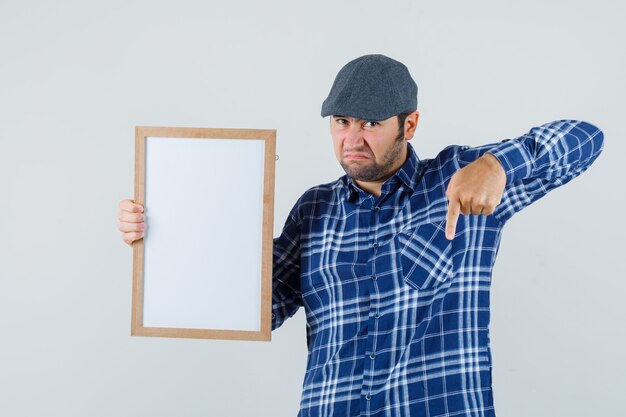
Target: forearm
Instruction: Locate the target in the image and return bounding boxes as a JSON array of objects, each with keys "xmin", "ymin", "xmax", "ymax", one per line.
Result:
[{"xmin": 486, "ymin": 120, "xmax": 604, "ymax": 186}]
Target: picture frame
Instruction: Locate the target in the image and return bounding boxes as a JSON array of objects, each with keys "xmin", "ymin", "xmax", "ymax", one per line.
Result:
[{"xmin": 131, "ymin": 126, "xmax": 276, "ymax": 341}]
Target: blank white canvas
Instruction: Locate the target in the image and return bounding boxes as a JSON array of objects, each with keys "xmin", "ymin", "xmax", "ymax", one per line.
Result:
[{"xmin": 142, "ymin": 137, "xmax": 266, "ymax": 331}]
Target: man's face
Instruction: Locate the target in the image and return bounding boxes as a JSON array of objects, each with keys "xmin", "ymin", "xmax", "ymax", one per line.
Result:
[{"xmin": 330, "ymin": 115, "xmax": 407, "ymax": 183}]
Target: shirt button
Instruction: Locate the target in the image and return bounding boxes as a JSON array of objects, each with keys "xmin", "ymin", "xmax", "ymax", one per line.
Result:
[
  {"xmin": 365, "ymin": 393, "xmax": 371, "ymax": 400},
  {"xmin": 371, "ymin": 275, "xmax": 377, "ymax": 281},
  {"xmin": 372, "ymin": 242, "xmax": 378, "ymax": 249},
  {"xmin": 370, "ymin": 353, "xmax": 376, "ymax": 359},
  {"xmin": 271, "ymin": 313, "xmax": 276, "ymax": 319},
  {"xmin": 374, "ymin": 313, "xmax": 380, "ymax": 319},
  {"xmin": 374, "ymin": 206, "xmax": 380, "ymax": 212}
]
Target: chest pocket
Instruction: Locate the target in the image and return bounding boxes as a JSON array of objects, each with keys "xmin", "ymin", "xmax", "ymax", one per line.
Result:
[{"xmin": 395, "ymin": 219, "xmax": 453, "ymax": 291}]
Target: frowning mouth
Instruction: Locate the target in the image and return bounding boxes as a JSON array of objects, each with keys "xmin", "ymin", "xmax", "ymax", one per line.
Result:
[{"xmin": 344, "ymin": 153, "xmax": 371, "ymax": 160}]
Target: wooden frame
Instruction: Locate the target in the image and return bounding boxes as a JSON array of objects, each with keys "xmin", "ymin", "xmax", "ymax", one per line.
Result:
[{"xmin": 131, "ymin": 126, "xmax": 276, "ymax": 341}]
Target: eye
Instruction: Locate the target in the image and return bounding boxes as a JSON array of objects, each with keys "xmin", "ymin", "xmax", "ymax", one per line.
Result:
[
  {"xmin": 335, "ymin": 118, "xmax": 348, "ymax": 126},
  {"xmin": 364, "ymin": 121, "xmax": 379, "ymax": 128}
]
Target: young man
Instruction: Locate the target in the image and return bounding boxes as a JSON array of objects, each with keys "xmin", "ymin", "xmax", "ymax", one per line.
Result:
[{"xmin": 118, "ymin": 54, "xmax": 603, "ymax": 416}]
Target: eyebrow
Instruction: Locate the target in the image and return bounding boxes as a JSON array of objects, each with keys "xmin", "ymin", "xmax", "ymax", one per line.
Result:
[
  {"xmin": 333, "ymin": 115, "xmax": 369, "ymax": 121},
  {"xmin": 333, "ymin": 115, "xmax": 382, "ymax": 124}
]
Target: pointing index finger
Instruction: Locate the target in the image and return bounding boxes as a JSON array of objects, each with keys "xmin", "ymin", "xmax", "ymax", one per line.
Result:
[{"xmin": 445, "ymin": 199, "xmax": 460, "ymax": 240}]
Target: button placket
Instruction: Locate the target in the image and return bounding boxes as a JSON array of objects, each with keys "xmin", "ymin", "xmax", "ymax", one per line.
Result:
[
  {"xmin": 364, "ymin": 200, "xmax": 382, "ymax": 409},
  {"xmin": 371, "ymin": 204, "xmax": 380, "ymax": 251}
]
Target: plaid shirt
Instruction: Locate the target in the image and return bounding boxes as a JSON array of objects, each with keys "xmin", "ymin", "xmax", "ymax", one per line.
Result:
[{"xmin": 271, "ymin": 120, "xmax": 603, "ymax": 417}]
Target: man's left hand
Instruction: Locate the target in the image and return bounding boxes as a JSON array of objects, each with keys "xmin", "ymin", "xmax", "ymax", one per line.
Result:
[{"xmin": 445, "ymin": 153, "xmax": 507, "ymax": 240}]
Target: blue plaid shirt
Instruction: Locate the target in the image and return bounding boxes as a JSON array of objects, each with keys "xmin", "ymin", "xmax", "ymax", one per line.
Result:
[{"xmin": 271, "ymin": 120, "xmax": 603, "ymax": 417}]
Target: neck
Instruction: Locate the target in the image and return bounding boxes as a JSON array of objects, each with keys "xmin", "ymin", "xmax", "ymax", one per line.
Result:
[{"xmin": 354, "ymin": 178, "xmax": 385, "ymax": 197}]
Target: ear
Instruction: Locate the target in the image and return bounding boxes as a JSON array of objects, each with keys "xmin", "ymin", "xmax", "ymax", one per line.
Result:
[{"xmin": 404, "ymin": 111, "xmax": 419, "ymax": 141}]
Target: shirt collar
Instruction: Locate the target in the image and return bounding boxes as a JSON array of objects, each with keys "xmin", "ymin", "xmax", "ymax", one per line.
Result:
[{"xmin": 344, "ymin": 142, "xmax": 422, "ymax": 202}]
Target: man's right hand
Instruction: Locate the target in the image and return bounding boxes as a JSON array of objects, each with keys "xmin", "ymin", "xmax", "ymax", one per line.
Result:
[{"xmin": 118, "ymin": 199, "xmax": 145, "ymax": 247}]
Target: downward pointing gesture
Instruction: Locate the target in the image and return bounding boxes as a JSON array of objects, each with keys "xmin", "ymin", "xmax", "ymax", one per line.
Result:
[
  {"xmin": 445, "ymin": 199, "xmax": 462, "ymax": 241},
  {"xmin": 445, "ymin": 153, "xmax": 507, "ymax": 240}
]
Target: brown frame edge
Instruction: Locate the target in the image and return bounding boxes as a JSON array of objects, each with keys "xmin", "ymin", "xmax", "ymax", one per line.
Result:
[{"xmin": 131, "ymin": 126, "xmax": 276, "ymax": 341}]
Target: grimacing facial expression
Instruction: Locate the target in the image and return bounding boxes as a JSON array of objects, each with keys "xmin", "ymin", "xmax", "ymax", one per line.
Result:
[{"xmin": 330, "ymin": 115, "xmax": 406, "ymax": 182}]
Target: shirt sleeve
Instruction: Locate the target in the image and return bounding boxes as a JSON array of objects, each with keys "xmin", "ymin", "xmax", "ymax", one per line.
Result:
[
  {"xmin": 271, "ymin": 198, "xmax": 304, "ymax": 331},
  {"xmin": 458, "ymin": 119, "xmax": 604, "ymax": 224}
]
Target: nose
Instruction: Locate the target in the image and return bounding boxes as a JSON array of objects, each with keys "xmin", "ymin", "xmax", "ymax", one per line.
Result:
[{"xmin": 343, "ymin": 125, "xmax": 365, "ymax": 150}]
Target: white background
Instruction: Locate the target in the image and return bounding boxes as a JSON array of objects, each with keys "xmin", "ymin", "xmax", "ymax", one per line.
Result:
[{"xmin": 0, "ymin": 1, "xmax": 623, "ymax": 416}]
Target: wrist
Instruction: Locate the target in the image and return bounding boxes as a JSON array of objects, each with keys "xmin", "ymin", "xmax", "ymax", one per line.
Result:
[{"xmin": 481, "ymin": 152, "xmax": 506, "ymax": 178}]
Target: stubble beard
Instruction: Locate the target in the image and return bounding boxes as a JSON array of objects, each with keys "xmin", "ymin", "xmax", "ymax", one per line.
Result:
[{"xmin": 340, "ymin": 136, "xmax": 405, "ymax": 182}]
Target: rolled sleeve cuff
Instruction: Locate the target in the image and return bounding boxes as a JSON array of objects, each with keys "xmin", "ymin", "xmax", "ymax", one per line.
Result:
[{"xmin": 486, "ymin": 139, "xmax": 534, "ymax": 185}]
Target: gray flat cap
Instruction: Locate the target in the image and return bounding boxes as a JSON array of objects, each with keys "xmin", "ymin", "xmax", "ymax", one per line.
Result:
[{"xmin": 321, "ymin": 54, "xmax": 418, "ymax": 121}]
